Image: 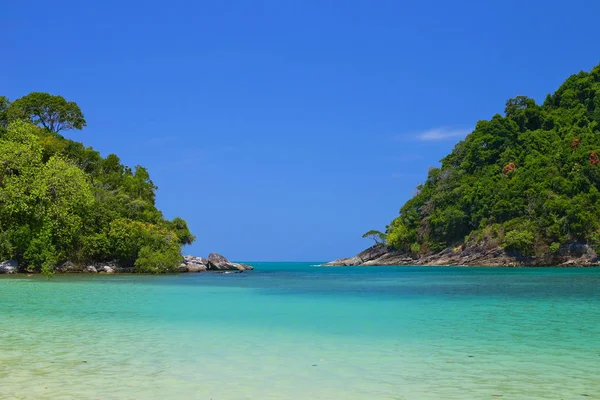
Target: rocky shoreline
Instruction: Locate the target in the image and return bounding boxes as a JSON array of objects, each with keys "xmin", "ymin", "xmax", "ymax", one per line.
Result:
[
  {"xmin": 325, "ymin": 243, "xmax": 600, "ymax": 267},
  {"xmin": 0, "ymin": 253, "xmax": 253, "ymax": 274}
]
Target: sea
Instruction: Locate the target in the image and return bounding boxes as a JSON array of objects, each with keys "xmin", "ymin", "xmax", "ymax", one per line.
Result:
[{"xmin": 1, "ymin": 263, "xmax": 599, "ymax": 399}]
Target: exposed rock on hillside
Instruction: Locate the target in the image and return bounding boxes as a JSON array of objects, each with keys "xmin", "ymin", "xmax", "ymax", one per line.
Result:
[{"xmin": 326, "ymin": 244, "xmax": 600, "ymax": 267}]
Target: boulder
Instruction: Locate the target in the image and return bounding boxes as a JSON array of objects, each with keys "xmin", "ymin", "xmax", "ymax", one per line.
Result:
[
  {"xmin": 83, "ymin": 266, "xmax": 98, "ymax": 273},
  {"xmin": 57, "ymin": 261, "xmax": 84, "ymax": 273},
  {"xmin": 187, "ymin": 263, "xmax": 207, "ymax": 272},
  {"xmin": 184, "ymin": 255, "xmax": 208, "ymax": 264},
  {"xmin": 232, "ymin": 263, "xmax": 254, "ymax": 271},
  {"xmin": 325, "ymin": 245, "xmax": 389, "ymax": 266},
  {"xmin": 180, "ymin": 256, "xmax": 208, "ymax": 272},
  {"xmin": 177, "ymin": 263, "xmax": 189, "ymax": 273},
  {"xmin": 98, "ymin": 265, "xmax": 116, "ymax": 274},
  {"xmin": 0, "ymin": 260, "xmax": 18, "ymax": 274},
  {"xmin": 207, "ymin": 253, "xmax": 241, "ymax": 271}
]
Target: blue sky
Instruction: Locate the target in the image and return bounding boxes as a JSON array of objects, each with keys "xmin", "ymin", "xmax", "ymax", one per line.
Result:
[{"xmin": 2, "ymin": 0, "xmax": 600, "ymax": 261}]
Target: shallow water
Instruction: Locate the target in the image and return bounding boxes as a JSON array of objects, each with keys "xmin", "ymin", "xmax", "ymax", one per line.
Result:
[{"xmin": 1, "ymin": 264, "xmax": 599, "ymax": 399}]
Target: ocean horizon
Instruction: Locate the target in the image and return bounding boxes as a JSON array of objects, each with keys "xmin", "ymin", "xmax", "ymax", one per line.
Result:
[{"xmin": 2, "ymin": 263, "xmax": 599, "ymax": 399}]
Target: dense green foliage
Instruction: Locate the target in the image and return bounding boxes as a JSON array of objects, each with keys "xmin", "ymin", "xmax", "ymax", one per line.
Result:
[
  {"xmin": 384, "ymin": 64, "xmax": 600, "ymax": 258},
  {"xmin": 6, "ymin": 92, "xmax": 86, "ymax": 133},
  {"xmin": 0, "ymin": 93, "xmax": 194, "ymax": 273}
]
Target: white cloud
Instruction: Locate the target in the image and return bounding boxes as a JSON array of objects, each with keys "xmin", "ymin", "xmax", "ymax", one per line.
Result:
[{"xmin": 416, "ymin": 127, "xmax": 471, "ymax": 141}]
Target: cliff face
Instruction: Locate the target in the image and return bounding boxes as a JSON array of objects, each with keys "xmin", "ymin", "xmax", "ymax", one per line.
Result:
[{"xmin": 326, "ymin": 243, "xmax": 599, "ymax": 267}]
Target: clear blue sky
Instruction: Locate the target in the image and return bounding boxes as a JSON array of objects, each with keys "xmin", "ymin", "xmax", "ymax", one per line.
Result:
[{"xmin": 2, "ymin": 0, "xmax": 600, "ymax": 261}]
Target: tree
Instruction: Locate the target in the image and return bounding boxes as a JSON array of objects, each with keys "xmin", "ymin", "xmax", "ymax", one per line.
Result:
[
  {"xmin": 0, "ymin": 96, "xmax": 9, "ymax": 129},
  {"xmin": 0, "ymin": 99, "xmax": 195, "ymax": 273},
  {"xmin": 362, "ymin": 230, "xmax": 387, "ymax": 246},
  {"xmin": 7, "ymin": 92, "xmax": 86, "ymax": 133}
]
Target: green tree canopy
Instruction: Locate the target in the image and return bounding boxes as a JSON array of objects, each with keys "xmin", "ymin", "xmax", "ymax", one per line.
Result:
[
  {"xmin": 7, "ymin": 92, "xmax": 86, "ymax": 133},
  {"xmin": 0, "ymin": 106, "xmax": 194, "ymax": 274}
]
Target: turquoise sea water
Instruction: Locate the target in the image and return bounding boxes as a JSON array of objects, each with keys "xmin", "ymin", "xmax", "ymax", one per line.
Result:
[{"xmin": 1, "ymin": 264, "xmax": 599, "ymax": 399}]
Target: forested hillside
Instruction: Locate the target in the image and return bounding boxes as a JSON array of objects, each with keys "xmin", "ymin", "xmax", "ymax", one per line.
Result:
[
  {"xmin": 0, "ymin": 93, "xmax": 194, "ymax": 274},
  {"xmin": 381, "ymin": 64, "xmax": 600, "ymax": 259}
]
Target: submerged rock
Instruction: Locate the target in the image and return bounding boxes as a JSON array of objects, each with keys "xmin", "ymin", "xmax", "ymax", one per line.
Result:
[{"xmin": 0, "ymin": 260, "xmax": 18, "ymax": 274}]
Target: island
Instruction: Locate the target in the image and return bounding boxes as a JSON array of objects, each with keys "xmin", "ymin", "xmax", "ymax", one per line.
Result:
[
  {"xmin": 0, "ymin": 93, "xmax": 252, "ymax": 276},
  {"xmin": 329, "ymin": 63, "xmax": 600, "ymax": 267}
]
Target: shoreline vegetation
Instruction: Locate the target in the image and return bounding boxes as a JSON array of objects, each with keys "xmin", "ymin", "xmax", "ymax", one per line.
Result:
[
  {"xmin": 0, "ymin": 92, "xmax": 253, "ymax": 277},
  {"xmin": 330, "ymin": 63, "xmax": 600, "ymax": 267}
]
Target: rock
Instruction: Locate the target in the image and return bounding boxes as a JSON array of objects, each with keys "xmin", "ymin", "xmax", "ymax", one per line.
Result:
[
  {"xmin": 207, "ymin": 253, "xmax": 234, "ymax": 270},
  {"xmin": 180, "ymin": 255, "xmax": 209, "ymax": 272},
  {"xmin": 206, "ymin": 253, "xmax": 252, "ymax": 271},
  {"xmin": 57, "ymin": 261, "xmax": 84, "ymax": 273},
  {"xmin": 98, "ymin": 265, "xmax": 115, "ymax": 274},
  {"xmin": 0, "ymin": 260, "xmax": 18, "ymax": 274},
  {"xmin": 177, "ymin": 263, "xmax": 189, "ymax": 273},
  {"xmin": 184, "ymin": 255, "xmax": 208, "ymax": 264},
  {"xmin": 326, "ymin": 243, "xmax": 600, "ymax": 268},
  {"xmin": 325, "ymin": 245, "xmax": 391, "ymax": 266},
  {"xmin": 207, "ymin": 253, "xmax": 229, "ymax": 269},
  {"xmin": 83, "ymin": 266, "xmax": 98, "ymax": 273},
  {"xmin": 187, "ymin": 263, "xmax": 207, "ymax": 272}
]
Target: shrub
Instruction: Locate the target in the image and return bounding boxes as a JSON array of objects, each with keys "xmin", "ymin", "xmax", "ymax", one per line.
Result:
[
  {"xmin": 503, "ymin": 229, "xmax": 535, "ymax": 255},
  {"xmin": 134, "ymin": 245, "xmax": 181, "ymax": 274}
]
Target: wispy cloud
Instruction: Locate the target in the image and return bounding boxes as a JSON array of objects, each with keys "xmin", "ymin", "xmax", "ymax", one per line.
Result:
[{"xmin": 416, "ymin": 127, "xmax": 471, "ymax": 141}]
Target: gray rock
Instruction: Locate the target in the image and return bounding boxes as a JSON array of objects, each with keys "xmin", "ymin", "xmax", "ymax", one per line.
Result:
[
  {"xmin": 187, "ymin": 263, "xmax": 207, "ymax": 272},
  {"xmin": 57, "ymin": 261, "xmax": 84, "ymax": 273},
  {"xmin": 326, "ymin": 241, "xmax": 600, "ymax": 267},
  {"xmin": 206, "ymin": 253, "xmax": 251, "ymax": 271},
  {"xmin": 180, "ymin": 255, "xmax": 209, "ymax": 272},
  {"xmin": 207, "ymin": 253, "xmax": 234, "ymax": 270},
  {"xmin": 184, "ymin": 255, "xmax": 208, "ymax": 264},
  {"xmin": 231, "ymin": 263, "xmax": 254, "ymax": 271},
  {"xmin": 325, "ymin": 245, "xmax": 389, "ymax": 266},
  {"xmin": 83, "ymin": 266, "xmax": 98, "ymax": 273},
  {"xmin": 0, "ymin": 260, "xmax": 18, "ymax": 274},
  {"xmin": 177, "ymin": 264, "xmax": 189, "ymax": 273},
  {"xmin": 99, "ymin": 265, "xmax": 115, "ymax": 274}
]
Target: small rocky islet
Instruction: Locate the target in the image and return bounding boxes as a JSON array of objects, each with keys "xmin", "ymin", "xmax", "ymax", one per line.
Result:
[{"xmin": 0, "ymin": 253, "xmax": 253, "ymax": 275}]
